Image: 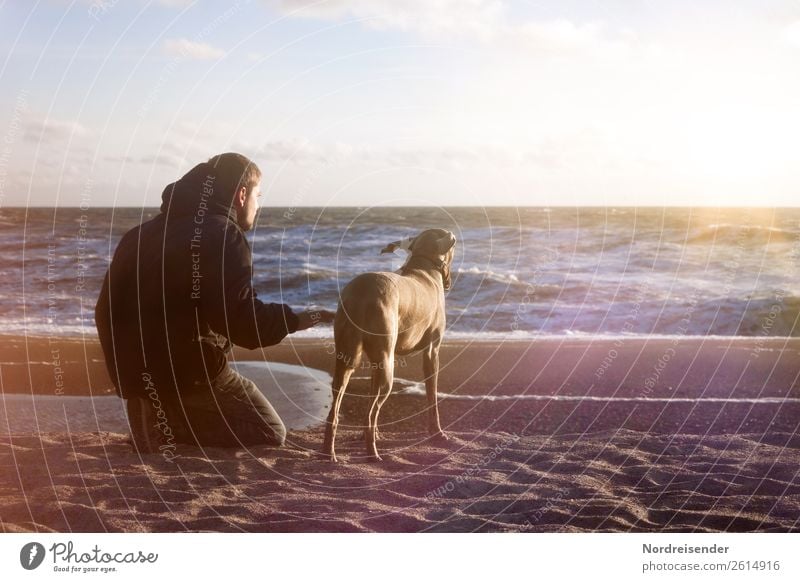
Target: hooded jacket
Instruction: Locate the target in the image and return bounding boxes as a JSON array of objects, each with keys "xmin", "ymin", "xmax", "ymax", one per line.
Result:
[{"xmin": 95, "ymin": 162, "xmax": 298, "ymax": 399}]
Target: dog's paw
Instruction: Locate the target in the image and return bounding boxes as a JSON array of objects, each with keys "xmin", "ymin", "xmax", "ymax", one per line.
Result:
[
  {"xmin": 429, "ymin": 431, "xmax": 449, "ymax": 443},
  {"xmin": 321, "ymin": 450, "xmax": 339, "ymax": 463}
]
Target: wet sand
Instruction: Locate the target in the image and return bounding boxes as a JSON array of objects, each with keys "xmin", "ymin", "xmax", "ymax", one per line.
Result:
[{"xmin": 0, "ymin": 334, "xmax": 798, "ymax": 532}]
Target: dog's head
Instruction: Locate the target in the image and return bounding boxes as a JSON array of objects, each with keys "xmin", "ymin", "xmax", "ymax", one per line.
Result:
[{"xmin": 381, "ymin": 229, "xmax": 457, "ymax": 290}]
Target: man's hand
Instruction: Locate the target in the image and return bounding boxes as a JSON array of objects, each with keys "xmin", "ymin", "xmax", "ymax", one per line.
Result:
[{"xmin": 295, "ymin": 309, "xmax": 336, "ymax": 331}]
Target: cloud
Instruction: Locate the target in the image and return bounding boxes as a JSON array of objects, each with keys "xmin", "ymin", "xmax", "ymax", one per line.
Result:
[
  {"xmin": 140, "ymin": 153, "xmax": 187, "ymax": 167},
  {"xmin": 781, "ymin": 20, "xmax": 800, "ymax": 48},
  {"xmin": 156, "ymin": 0, "xmax": 195, "ymax": 7},
  {"xmin": 510, "ymin": 19, "xmax": 627, "ymax": 56},
  {"xmin": 231, "ymin": 139, "xmax": 332, "ymax": 164},
  {"xmin": 168, "ymin": 120, "xmax": 236, "ymax": 142},
  {"xmin": 104, "ymin": 155, "xmax": 137, "ymax": 164},
  {"xmin": 272, "ymin": 0, "xmax": 501, "ymax": 40},
  {"xmin": 246, "ymin": 139, "xmax": 566, "ymax": 170},
  {"xmin": 267, "ymin": 0, "xmax": 628, "ymax": 54},
  {"xmin": 162, "ymin": 38, "xmax": 226, "ymax": 60},
  {"xmin": 23, "ymin": 117, "xmax": 89, "ymax": 144}
]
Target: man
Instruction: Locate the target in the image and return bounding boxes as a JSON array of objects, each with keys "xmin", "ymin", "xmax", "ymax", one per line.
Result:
[{"xmin": 95, "ymin": 152, "xmax": 332, "ymax": 454}]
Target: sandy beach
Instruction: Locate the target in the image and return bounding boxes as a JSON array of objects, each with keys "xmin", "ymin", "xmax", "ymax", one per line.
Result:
[{"xmin": 1, "ymin": 334, "xmax": 799, "ymax": 532}]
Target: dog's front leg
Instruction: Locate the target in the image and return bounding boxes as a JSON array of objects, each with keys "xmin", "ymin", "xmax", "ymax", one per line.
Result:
[{"xmin": 422, "ymin": 345, "xmax": 447, "ymax": 440}]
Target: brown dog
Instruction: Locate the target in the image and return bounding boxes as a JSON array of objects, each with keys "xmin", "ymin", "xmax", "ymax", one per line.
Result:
[{"xmin": 322, "ymin": 228, "xmax": 457, "ymax": 462}]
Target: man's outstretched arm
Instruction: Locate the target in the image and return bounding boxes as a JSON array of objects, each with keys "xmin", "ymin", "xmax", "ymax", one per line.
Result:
[{"xmin": 200, "ymin": 225, "xmax": 331, "ymax": 349}]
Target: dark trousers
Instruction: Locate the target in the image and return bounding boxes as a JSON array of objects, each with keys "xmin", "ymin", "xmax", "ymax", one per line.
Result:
[{"xmin": 127, "ymin": 365, "xmax": 286, "ymax": 451}]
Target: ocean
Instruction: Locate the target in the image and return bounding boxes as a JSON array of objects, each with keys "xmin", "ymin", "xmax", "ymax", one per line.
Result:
[{"xmin": 1, "ymin": 206, "xmax": 798, "ymax": 339}]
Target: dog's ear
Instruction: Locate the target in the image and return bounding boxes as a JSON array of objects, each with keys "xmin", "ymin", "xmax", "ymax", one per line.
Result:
[
  {"xmin": 380, "ymin": 236, "xmax": 415, "ymax": 255},
  {"xmin": 380, "ymin": 240, "xmax": 402, "ymax": 255},
  {"xmin": 436, "ymin": 232, "xmax": 456, "ymax": 255},
  {"xmin": 442, "ymin": 262, "xmax": 452, "ymax": 291}
]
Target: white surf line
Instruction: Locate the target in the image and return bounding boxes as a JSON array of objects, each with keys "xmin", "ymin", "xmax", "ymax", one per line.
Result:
[{"xmin": 394, "ymin": 384, "xmax": 800, "ymax": 404}]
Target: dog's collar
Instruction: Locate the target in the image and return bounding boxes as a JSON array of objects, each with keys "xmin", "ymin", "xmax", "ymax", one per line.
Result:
[{"xmin": 401, "ymin": 255, "xmax": 447, "ymax": 278}]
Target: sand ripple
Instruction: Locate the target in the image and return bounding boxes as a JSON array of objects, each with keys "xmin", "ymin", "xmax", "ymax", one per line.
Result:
[{"xmin": 1, "ymin": 428, "xmax": 798, "ymax": 532}]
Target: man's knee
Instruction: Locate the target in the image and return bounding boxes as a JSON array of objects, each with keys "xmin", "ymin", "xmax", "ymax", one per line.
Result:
[
  {"xmin": 265, "ymin": 419, "xmax": 286, "ymax": 447},
  {"xmin": 235, "ymin": 415, "xmax": 285, "ymax": 447},
  {"xmin": 199, "ymin": 370, "xmax": 288, "ymax": 447}
]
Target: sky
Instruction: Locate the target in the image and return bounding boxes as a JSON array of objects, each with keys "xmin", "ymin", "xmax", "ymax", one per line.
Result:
[{"xmin": 0, "ymin": 0, "xmax": 799, "ymax": 207}]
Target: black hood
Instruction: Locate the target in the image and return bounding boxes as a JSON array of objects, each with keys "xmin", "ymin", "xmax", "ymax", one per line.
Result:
[{"xmin": 160, "ymin": 162, "xmax": 238, "ymax": 222}]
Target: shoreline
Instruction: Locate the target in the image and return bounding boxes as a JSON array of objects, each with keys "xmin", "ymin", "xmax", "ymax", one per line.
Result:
[
  {"xmin": 2, "ymin": 333, "xmax": 797, "ymax": 396},
  {"xmin": 2, "ymin": 333, "xmax": 798, "ymax": 436},
  {"xmin": 1, "ymin": 333, "xmax": 798, "ymax": 532}
]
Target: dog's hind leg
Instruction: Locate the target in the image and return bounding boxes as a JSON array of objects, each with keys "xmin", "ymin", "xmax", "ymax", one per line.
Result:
[
  {"xmin": 322, "ymin": 358, "xmax": 356, "ymax": 462},
  {"xmin": 364, "ymin": 354, "xmax": 394, "ymax": 462},
  {"xmin": 423, "ymin": 342, "xmax": 447, "ymax": 441}
]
